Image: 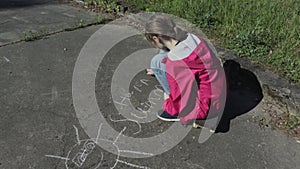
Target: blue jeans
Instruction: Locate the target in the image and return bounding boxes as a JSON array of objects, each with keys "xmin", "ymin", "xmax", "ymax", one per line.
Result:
[{"xmin": 150, "ymin": 49, "xmax": 170, "ymax": 95}]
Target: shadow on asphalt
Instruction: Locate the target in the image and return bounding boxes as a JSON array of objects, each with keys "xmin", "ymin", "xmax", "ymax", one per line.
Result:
[
  {"xmin": 215, "ymin": 60, "xmax": 263, "ymax": 133},
  {"xmin": 0, "ymin": 0, "xmax": 59, "ymax": 9}
]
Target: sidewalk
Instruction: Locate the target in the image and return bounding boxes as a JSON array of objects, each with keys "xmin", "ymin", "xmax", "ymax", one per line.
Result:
[
  {"xmin": 0, "ymin": 2, "xmax": 300, "ymax": 169},
  {"xmin": 0, "ymin": 1, "xmax": 98, "ymax": 46}
]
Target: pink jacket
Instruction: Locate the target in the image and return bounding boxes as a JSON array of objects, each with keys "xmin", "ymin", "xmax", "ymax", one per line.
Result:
[{"xmin": 162, "ymin": 33, "xmax": 227, "ymax": 124}]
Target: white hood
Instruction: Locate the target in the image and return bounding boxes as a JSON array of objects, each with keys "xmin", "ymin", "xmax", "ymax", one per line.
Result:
[{"xmin": 168, "ymin": 33, "xmax": 201, "ymax": 61}]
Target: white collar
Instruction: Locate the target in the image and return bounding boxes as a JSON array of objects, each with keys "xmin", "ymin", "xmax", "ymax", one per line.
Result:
[{"xmin": 168, "ymin": 33, "xmax": 201, "ymax": 61}]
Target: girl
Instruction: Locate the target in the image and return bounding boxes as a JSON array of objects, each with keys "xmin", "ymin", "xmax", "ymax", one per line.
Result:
[{"xmin": 145, "ymin": 13, "xmax": 227, "ymax": 127}]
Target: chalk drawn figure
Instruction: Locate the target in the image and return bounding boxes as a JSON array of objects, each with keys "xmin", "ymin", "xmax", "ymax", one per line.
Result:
[{"xmin": 45, "ymin": 124, "xmax": 150, "ymax": 169}]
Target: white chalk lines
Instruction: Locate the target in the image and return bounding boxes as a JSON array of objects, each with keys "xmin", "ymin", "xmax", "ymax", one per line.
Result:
[
  {"xmin": 109, "ymin": 115, "xmax": 142, "ymax": 135},
  {"xmin": 45, "ymin": 124, "xmax": 151, "ymax": 169},
  {"xmin": 113, "ymin": 78, "xmax": 164, "ymax": 121},
  {"xmin": 45, "ymin": 80, "xmax": 164, "ymax": 168}
]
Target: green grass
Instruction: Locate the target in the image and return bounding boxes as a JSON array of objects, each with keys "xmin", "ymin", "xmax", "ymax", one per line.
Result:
[
  {"xmin": 124, "ymin": 0, "xmax": 300, "ymax": 83},
  {"xmin": 21, "ymin": 30, "xmax": 49, "ymax": 41},
  {"xmin": 83, "ymin": 0, "xmax": 121, "ymax": 12},
  {"xmin": 284, "ymin": 114, "xmax": 300, "ymax": 130},
  {"xmin": 64, "ymin": 16, "xmax": 106, "ymax": 31},
  {"xmin": 64, "ymin": 19, "xmax": 85, "ymax": 31}
]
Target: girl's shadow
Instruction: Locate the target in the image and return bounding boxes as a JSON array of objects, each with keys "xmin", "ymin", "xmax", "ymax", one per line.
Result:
[{"xmin": 215, "ymin": 60, "xmax": 263, "ymax": 132}]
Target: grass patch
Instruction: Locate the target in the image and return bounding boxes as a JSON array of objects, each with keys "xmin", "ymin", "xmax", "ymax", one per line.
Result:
[
  {"xmin": 64, "ymin": 19, "xmax": 85, "ymax": 31},
  {"xmin": 82, "ymin": 0, "xmax": 122, "ymax": 13},
  {"xmin": 284, "ymin": 114, "xmax": 300, "ymax": 130},
  {"xmin": 21, "ymin": 30, "xmax": 49, "ymax": 41},
  {"xmin": 124, "ymin": 0, "xmax": 300, "ymax": 83},
  {"xmin": 64, "ymin": 15, "xmax": 107, "ymax": 31},
  {"xmin": 271, "ymin": 112, "xmax": 300, "ymax": 138}
]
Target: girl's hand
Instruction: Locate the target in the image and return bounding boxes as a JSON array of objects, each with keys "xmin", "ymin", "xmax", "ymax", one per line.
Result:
[
  {"xmin": 164, "ymin": 92, "xmax": 169, "ymax": 100},
  {"xmin": 146, "ymin": 68, "xmax": 154, "ymax": 75}
]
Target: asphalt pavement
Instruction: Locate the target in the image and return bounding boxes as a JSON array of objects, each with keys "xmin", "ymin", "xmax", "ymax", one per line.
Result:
[{"xmin": 0, "ymin": 2, "xmax": 300, "ymax": 169}]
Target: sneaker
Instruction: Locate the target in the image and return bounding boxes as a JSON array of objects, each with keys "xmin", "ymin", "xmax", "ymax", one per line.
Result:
[{"xmin": 156, "ymin": 110, "xmax": 180, "ymax": 122}]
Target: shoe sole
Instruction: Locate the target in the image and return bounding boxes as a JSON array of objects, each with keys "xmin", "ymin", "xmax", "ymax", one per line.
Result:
[
  {"xmin": 156, "ymin": 114, "xmax": 180, "ymax": 122},
  {"xmin": 157, "ymin": 115, "xmax": 215, "ymax": 133}
]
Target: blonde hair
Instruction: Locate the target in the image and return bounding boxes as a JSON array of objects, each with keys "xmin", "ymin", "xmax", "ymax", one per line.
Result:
[{"xmin": 145, "ymin": 13, "xmax": 188, "ymax": 42}]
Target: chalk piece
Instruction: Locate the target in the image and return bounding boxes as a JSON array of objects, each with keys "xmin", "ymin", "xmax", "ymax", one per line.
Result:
[{"xmin": 3, "ymin": 56, "xmax": 10, "ymax": 62}]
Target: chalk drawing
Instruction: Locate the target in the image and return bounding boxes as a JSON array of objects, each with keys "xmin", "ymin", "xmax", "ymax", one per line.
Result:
[
  {"xmin": 132, "ymin": 79, "xmax": 150, "ymax": 93},
  {"xmin": 40, "ymin": 88, "xmax": 69, "ymax": 98},
  {"xmin": 139, "ymin": 79, "xmax": 149, "ymax": 86},
  {"xmin": 73, "ymin": 125, "xmax": 80, "ymax": 145},
  {"xmin": 114, "ymin": 84, "xmax": 164, "ymax": 121},
  {"xmin": 131, "ymin": 112, "xmax": 147, "ymax": 119},
  {"xmin": 51, "ymin": 86, "xmax": 58, "ymax": 102},
  {"xmin": 114, "ymin": 88, "xmax": 150, "ymax": 119},
  {"xmin": 45, "ymin": 124, "xmax": 151, "ymax": 169},
  {"xmin": 71, "ymin": 139, "xmax": 97, "ymax": 167},
  {"xmin": 109, "ymin": 115, "xmax": 142, "ymax": 135},
  {"xmin": 3, "ymin": 56, "xmax": 10, "ymax": 62},
  {"xmin": 113, "ymin": 91, "xmax": 133, "ymax": 109},
  {"xmin": 135, "ymin": 85, "xmax": 164, "ymax": 115},
  {"xmin": 133, "ymin": 85, "xmax": 142, "ymax": 93}
]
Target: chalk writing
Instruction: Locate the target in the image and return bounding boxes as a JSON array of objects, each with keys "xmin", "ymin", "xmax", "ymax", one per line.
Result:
[
  {"xmin": 113, "ymin": 91, "xmax": 133, "ymax": 109},
  {"xmin": 140, "ymin": 79, "xmax": 149, "ymax": 86}
]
